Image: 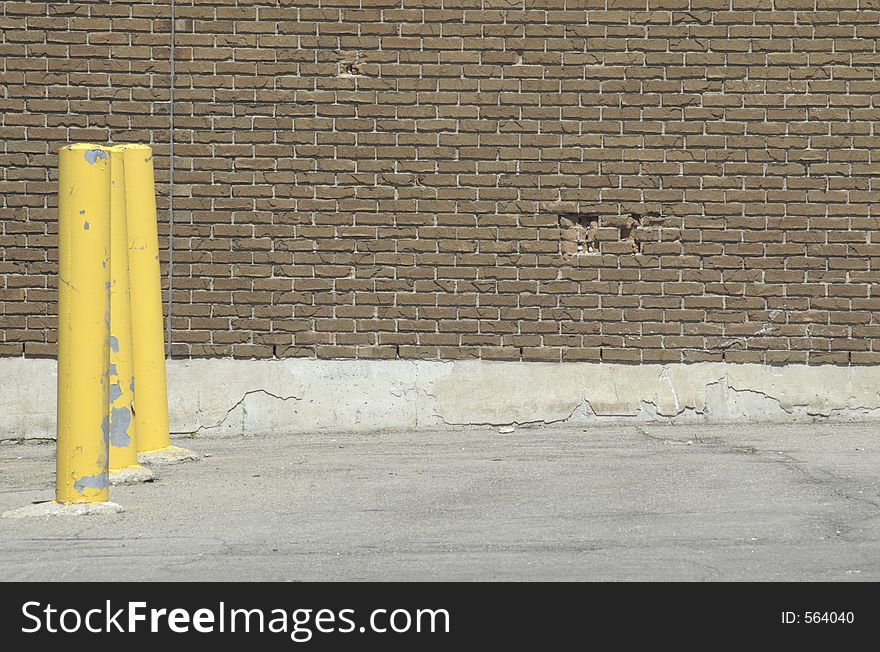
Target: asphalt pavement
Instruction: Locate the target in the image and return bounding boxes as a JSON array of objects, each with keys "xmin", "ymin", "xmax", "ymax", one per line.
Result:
[{"xmin": 1, "ymin": 423, "xmax": 878, "ymax": 581}]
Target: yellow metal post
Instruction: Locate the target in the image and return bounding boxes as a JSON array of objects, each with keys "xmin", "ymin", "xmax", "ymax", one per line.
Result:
[
  {"xmin": 121, "ymin": 144, "xmax": 196, "ymax": 464},
  {"xmin": 56, "ymin": 144, "xmax": 113, "ymax": 504},
  {"xmin": 108, "ymin": 146, "xmax": 154, "ymax": 484}
]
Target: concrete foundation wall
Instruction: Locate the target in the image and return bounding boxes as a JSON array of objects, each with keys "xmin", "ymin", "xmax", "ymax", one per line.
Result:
[{"xmin": 2, "ymin": 358, "xmax": 880, "ymax": 440}]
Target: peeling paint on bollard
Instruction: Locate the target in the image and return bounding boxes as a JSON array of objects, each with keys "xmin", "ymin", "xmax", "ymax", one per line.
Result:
[
  {"xmin": 107, "ymin": 145, "xmax": 154, "ymax": 485},
  {"xmin": 55, "ymin": 144, "xmax": 112, "ymax": 504},
  {"xmin": 83, "ymin": 149, "xmax": 107, "ymax": 165},
  {"xmin": 109, "ymin": 406, "xmax": 132, "ymax": 448},
  {"xmin": 74, "ymin": 473, "xmax": 111, "ymax": 495}
]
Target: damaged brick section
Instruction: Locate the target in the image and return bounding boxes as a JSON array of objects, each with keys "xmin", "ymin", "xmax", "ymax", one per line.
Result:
[
  {"xmin": 338, "ymin": 61, "xmax": 364, "ymax": 78},
  {"xmin": 336, "ymin": 50, "xmax": 369, "ymax": 78},
  {"xmin": 560, "ymin": 211, "xmax": 667, "ymax": 256},
  {"xmin": 559, "ymin": 214, "xmax": 600, "ymax": 255}
]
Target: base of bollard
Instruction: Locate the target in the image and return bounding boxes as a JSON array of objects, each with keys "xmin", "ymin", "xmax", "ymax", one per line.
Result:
[
  {"xmin": 138, "ymin": 444, "xmax": 200, "ymax": 466},
  {"xmin": 110, "ymin": 464, "xmax": 156, "ymax": 485},
  {"xmin": 2, "ymin": 500, "xmax": 124, "ymax": 518}
]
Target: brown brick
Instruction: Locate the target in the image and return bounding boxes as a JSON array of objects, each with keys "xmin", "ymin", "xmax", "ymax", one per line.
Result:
[{"xmin": 0, "ymin": 1, "xmax": 875, "ymax": 365}]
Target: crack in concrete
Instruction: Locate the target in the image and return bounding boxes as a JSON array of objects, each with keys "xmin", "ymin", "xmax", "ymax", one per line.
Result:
[
  {"xmin": 725, "ymin": 383, "xmax": 880, "ymax": 419},
  {"xmin": 754, "ymin": 449, "xmax": 880, "ymax": 543},
  {"xmin": 659, "ymin": 367, "xmax": 680, "ymax": 414},
  {"xmin": 427, "ymin": 390, "xmax": 589, "ymax": 429},
  {"xmin": 176, "ymin": 389, "xmax": 302, "ymax": 435},
  {"xmin": 772, "ymin": 450, "xmax": 880, "ymax": 512},
  {"xmin": 633, "ymin": 425, "xmax": 880, "ymax": 542},
  {"xmin": 423, "ymin": 373, "xmax": 880, "ymax": 429}
]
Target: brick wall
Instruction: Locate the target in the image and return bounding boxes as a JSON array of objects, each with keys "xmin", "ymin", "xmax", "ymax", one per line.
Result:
[{"xmin": 2, "ymin": 0, "xmax": 879, "ymax": 365}]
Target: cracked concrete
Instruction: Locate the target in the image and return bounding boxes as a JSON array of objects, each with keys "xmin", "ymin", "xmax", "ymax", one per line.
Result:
[
  {"xmin": 3, "ymin": 359, "xmax": 880, "ymax": 440},
  {"xmin": 193, "ymin": 389, "xmax": 302, "ymax": 434},
  {"xmin": 0, "ymin": 423, "xmax": 878, "ymax": 580}
]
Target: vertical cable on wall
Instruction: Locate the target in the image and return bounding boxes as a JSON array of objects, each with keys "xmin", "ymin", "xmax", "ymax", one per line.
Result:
[{"xmin": 166, "ymin": 0, "xmax": 176, "ymax": 358}]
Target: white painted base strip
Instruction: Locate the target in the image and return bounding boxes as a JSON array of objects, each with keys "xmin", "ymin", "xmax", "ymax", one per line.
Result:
[{"xmin": 1, "ymin": 358, "xmax": 879, "ymax": 440}]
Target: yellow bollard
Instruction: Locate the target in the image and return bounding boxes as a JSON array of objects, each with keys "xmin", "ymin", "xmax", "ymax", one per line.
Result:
[
  {"xmin": 120, "ymin": 144, "xmax": 197, "ymax": 464},
  {"xmin": 55, "ymin": 144, "xmax": 117, "ymax": 505},
  {"xmin": 2, "ymin": 144, "xmax": 123, "ymax": 517},
  {"xmin": 108, "ymin": 146, "xmax": 155, "ymax": 484}
]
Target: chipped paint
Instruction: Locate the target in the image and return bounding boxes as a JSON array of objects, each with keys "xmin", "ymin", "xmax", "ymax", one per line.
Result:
[
  {"xmin": 109, "ymin": 363, "xmax": 117, "ymax": 376},
  {"xmin": 106, "ymin": 143, "xmax": 151, "ymax": 477},
  {"xmin": 84, "ymin": 149, "xmax": 107, "ymax": 165},
  {"xmin": 109, "ymin": 406, "xmax": 132, "ymax": 448},
  {"xmin": 55, "ymin": 144, "xmax": 112, "ymax": 504},
  {"xmin": 73, "ymin": 473, "xmax": 110, "ymax": 494}
]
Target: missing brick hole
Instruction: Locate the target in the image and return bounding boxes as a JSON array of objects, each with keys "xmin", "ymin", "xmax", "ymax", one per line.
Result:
[
  {"xmin": 620, "ymin": 214, "xmax": 641, "ymax": 254},
  {"xmin": 559, "ymin": 214, "xmax": 600, "ymax": 255},
  {"xmin": 339, "ymin": 61, "xmax": 363, "ymax": 77}
]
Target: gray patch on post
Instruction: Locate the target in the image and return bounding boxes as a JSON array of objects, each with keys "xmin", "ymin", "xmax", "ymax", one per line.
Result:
[
  {"xmin": 109, "ymin": 363, "xmax": 118, "ymax": 376},
  {"xmin": 109, "ymin": 382, "xmax": 122, "ymax": 403},
  {"xmin": 83, "ymin": 221, "xmax": 89, "ymax": 230},
  {"xmin": 84, "ymin": 149, "xmax": 107, "ymax": 165},
  {"xmin": 74, "ymin": 473, "xmax": 110, "ymax": 494},
  {"xmin": 109, "ymin": 406, "xmax": 132, "ymax": 448},
  {"xmin": 130, "ymin": 378, "xmax": 135, "ymax": 394},
  {"xmin": 101, "ymin": 415, "xmax": 110, "ymax": 444},
  {"xmin": 109, "ymin": 336, "xmax": 119, "ymax": 353}
]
